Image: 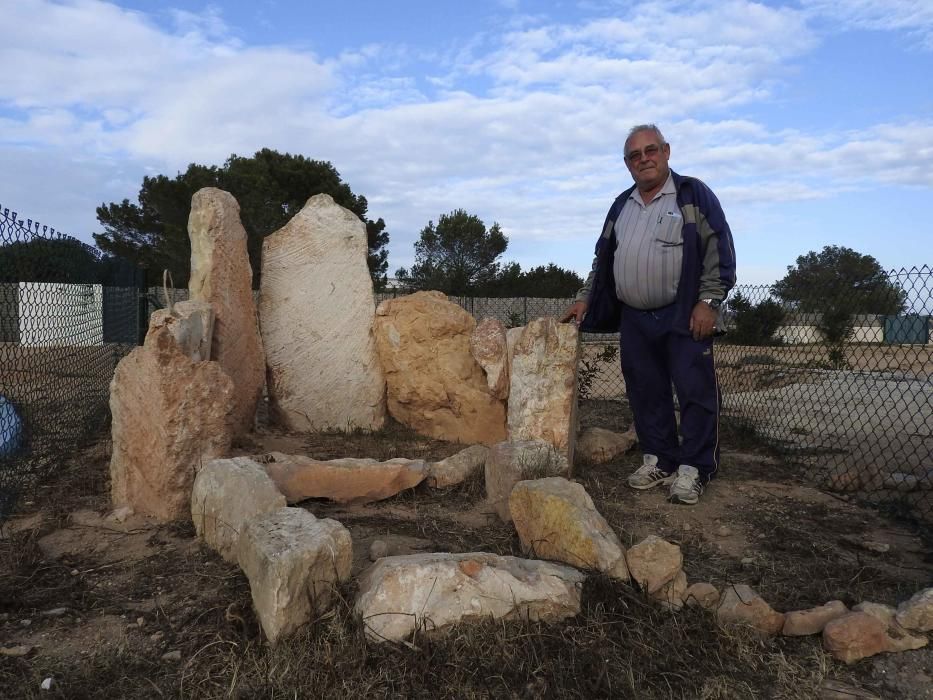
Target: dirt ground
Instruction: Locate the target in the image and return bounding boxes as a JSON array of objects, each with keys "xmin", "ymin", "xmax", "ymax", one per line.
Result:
[{"xmin": 1, "ymin": 402, "xmax": 931, "ymax": 699}]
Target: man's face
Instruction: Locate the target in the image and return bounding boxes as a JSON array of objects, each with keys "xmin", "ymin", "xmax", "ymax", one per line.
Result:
[{"xmin": 624, "ymin": 130, "xmax": 671, "ymax": 192}]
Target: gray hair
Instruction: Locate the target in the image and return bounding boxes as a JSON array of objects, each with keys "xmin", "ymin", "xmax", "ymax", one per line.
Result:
[{"xmin": 625, "ymin": 124, "xmax": 667, "ymax": 149}]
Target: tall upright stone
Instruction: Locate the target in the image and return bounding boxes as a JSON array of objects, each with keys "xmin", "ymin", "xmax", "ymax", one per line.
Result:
[
  {"xmin": 508, "ymin": 318, "xmax": 580, "ymax": 464},
  {"xmin": 188, "ymin": 188, "xmax": 265, "ymax": 434},
  {"xmin": 373, "ymin": 291, "xmax": 507, "ymax": 445},
  {"xmin": 110, "ymin": 302, "xmax": 235, "ymax": 521},
  {"xmin": 259, "ymin": 194, "xmax": 386, "ymax": 432}
]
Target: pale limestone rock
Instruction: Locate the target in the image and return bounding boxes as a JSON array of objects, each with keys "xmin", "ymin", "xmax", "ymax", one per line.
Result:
[
  {"xmin": 782, "ymin": 601, "xmax": 848, "ymax": 636},
  {"xmin": 470, "ymin": 318, "xmax": 510, "ymax": 400},
  {"xmin": 823, "ymin": 612, "xmax": 896, "ymax": 664},
  {"xmin": 427, "ymin": 445, "xmax": 490, "ymax": 488},
  {"xmin": 651, "ymin": 570, "xmax": 688, "ymax": 610},
  {"xmin": 191, "ymin": 457, "xmax": 286, "ymax": 562},
  {"xmin": 625, "ymin": 535, "xmax": 682, "ymax": 595},
  {"xmin": 853, "ymin": 601, "xmax": 929, "ymax": 652},
  {"xmin": 110, "ymin": 313, "xmax": 234, "ymax": 521},
  {"xmin": 261, "ymin": 451, "xmax": 427, "ymax": 504},
  {"xmin": 716, "ymin": 584, "xmax": 785, "ymax": 636},
  {"xmin": 684, "ymin": 582, "xmax": 720, "ymax": 610},
  {"xmin": 576, "ymin": 427, "xmax": 637, "ymax": 464},
  {"xmin": 188, "ymin": 188, "xmax": 265, "ymax": 434},
  {"xmin": 355, "ymin": 552, "xmax": 584, "ymax": 643},
  {"xmin": 507, "ymin": 318, "xmax": 580, "ymax": 464},
  {"xmin": 259, "ymin": 194, "xmax": 385, "ymax": 432},
  {"xmin": 484, "ymin": 440, "xmax": 570, "ymax": 523},
  {"xmin": 896, "ymin": 587, "xmax": 933, "ymax": 632},
  {"xmin": 373, "ymin": 291, "xmax": 506, "ymax": 445},
  {"xmin": 509, "ymin": 477, "xmax": 628, "ymax": 580},
  {"xmin": 148, "ymin": 300, "xmax": 214, "ymax": 362},
  {"xmin": 852, "ymin": 601, "xmax": 897, "ymax": 626},
  {"xmin": 237, "ymin": 507, "xmax": 352, "ymax": 644}
]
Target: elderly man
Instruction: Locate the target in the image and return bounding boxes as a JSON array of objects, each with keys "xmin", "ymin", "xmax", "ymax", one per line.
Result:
[{"xmin": 562, "ymin": 124, "xmax": 736, "ymax": 505}]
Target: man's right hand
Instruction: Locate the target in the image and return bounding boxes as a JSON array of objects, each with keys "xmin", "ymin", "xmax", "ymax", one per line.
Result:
[{"xmin": 559, "ymin": 300, "xmax": 587, "ymax": 325}]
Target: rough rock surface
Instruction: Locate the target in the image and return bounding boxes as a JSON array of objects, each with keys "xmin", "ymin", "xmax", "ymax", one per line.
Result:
[
  {"xmin": 507, "ymin": 318, "xmax": 580, "ymax": 463},
  {"xmin": 191, "ymin": 457, "xmax": 286, "ymax": 562},
  {"xmin": 852, "ymin": 602, "xmax": 929, "ymax": 653},
  {"xmin": 485, "ymin": 440, "xmax": 570, "ymax": 523},
  {"xmin": 716, "ymin": 584, "xmax": 785, "ymax": 636},
  {"xmin": 896, "ymin": 588, "xmax": 933, "ymax": 632},
  {"xmin": 684, "ymin": 582, "xmax": 720, "ymax": 610},
  {"xmin": 823, "ymin": 613, "xmax": 897, "ymax": 664},
  {"xmin": 576, "ymin": 427, "xmax": 637, "ymax": 464},
  {"xmin": 238, "ymin": 507, "xmax": 352, "ymax": 644},
  {"xmin": 188, "ymin": 187, "xmax": 265, "ymax": 434},
  {"xmin": 470, "ymin": 318, "xmax": 510, "ymax": 399},
  {"xmin": 651, "ymin": 570, "xmax": 688, "ymax": 610},
  {"xmin": 509, "ymin": 477, "xmax": 628, "ymax": 580},
  {"xmin": 625, "ymin": 536, "xmax": 683, "ymax": 595},
  {"xmin": 261, "ymin": 452, "xmax": 427, "ymax": 504},
  {"xmin": 110, "ymin": 310, "xmax": 234, "ymax": 521},
  {"xmin": 259, "ymin": 194, "xmax": 385, "ymax": 432},
  {"xmin": 782, "ymin": 600, "xmax": 848, "ymax": 636},
  {"xmin": 149, "ymin": 301, "xmax": 214, "ymax": 362},
  {"xmin": 355, "ymin": 552, "xmax": 584, "ymax": 642},
  {"xmin": 373, "ymin": 291, "xmax": 506, "ymax": 445},
  {"xmin": 427, "ymin": 445, "xmax": 490, "ymax": 488}
]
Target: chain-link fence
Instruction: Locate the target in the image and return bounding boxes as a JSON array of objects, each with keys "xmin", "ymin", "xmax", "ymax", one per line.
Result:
[{"xmin": 0, "ymin": 204, "xmax": 141, "ymax": 522}]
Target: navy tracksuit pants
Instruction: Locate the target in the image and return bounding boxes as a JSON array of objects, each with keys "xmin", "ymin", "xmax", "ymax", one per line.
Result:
[{"xmin": 618, "ymin": 303, "xmax": 721, "ymax": 482}]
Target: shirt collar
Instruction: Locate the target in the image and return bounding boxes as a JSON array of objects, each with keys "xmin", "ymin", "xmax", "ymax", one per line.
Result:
[{"xmin": 630, "ymin": 172, "xmax": 676, "ymax": 206}]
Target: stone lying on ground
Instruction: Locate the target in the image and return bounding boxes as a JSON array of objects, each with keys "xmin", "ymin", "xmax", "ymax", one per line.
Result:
[
  {"xmin": 852, "ymin": 601, "xmax": 929, "ymax": 653},
  {"xmin": 896, "ymin": 587, "xmax": 933, "ymax": 632},
  {"xmin": 259, "ymin": 193, "xmax": 386, "ymax": 432},
  {"xmin": 355, "ymin": 552, "xmax": 584, "ymax": 643},
  {"xmin": 261, "ymin": 451, "xmax": 427, "ymax": 504},
  {"xmin": 684, "ymin": 582, "xmax": 720, "ymax": 610},
  {"xmin": 191, "ymin": 457, "xmax": 286, "ymax": 562},
  {"xmin": 470, "ymin": 318, "xmax": 510, "ymax": 400},
  {"xmin": 509, "ymin": 477, "xmax": 629, "ymax": 580},
  {"xmin": 237, "ymin": 507, "xmax": 352, "ymax": 644},
  {"xmin": 823, "ymin": 611, "xmax": 928, "ymax": 664},
  {"xmin": 485, "ymin": 440, "xmax": 570, "ymax": 523},
  {"xmin": 576, "ymin": 426, "xmax": 637, "ymax": 464},
  {"xmin": 188, "ymin": 187, "xmax": 266, "ymax": 434},
  {"xmin": 110, "ymin": 304, "xmax": 234, "ymax": 521},
  {"xmin": 625, "ymin": 535, "xmax": 683, "ymax": 595},
  {"xmin": 373, "ymin": 291, "xmax": 506, "ymax": 445},
  {"xmin": 507, "ymin": 318, "xmax": 580, "ymax": 464},
  {"xmin": 427, "ymin": 444, "xmax": 490, "ymax": 488},
  {"xmin": 782, "ymin": 600, "xmax": 848, "ymax": 636},
  {"xmin": 716, "ymin": 584, "xmax": 785, "ymax": 636},
  {"xmin": 651, "ymin": 570, "xmax": 688, "ymax": 610}
]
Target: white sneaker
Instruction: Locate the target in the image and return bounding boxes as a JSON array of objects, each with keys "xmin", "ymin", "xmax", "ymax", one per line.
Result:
[
  {"xmin": 627, "ymin": 454, "xmax": 675, "ymax": 490},
  {"xmin": 668, "ymin": 465, "xmax": 703, "ymax": 505}
]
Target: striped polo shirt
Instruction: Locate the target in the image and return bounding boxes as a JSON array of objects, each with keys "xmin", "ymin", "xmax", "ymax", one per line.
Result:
[{"xmin": 612, "ymin": 173, "xmax": 683, "ymax": 309}]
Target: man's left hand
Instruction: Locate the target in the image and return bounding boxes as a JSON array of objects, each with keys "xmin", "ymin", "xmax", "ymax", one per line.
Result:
[{"xmin": 689, "ymin": 302, "xmax": 718, "ymax": 341}]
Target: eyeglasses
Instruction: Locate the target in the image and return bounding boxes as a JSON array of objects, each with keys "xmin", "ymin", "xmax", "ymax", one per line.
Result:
[{"xmin": 625, "ymin": 144, "xmax": 663, "ymax": 163}]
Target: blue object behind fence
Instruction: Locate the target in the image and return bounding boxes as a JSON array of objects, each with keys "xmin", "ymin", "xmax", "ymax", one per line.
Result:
[{"xmin": 0, "ymin": 395, "xmax": 23, "ymax": 458}]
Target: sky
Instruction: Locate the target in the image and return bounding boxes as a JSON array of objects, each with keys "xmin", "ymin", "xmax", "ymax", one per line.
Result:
[{"xmin": 1, "ymin": 0, "xmax": 932, "ymax": 286}]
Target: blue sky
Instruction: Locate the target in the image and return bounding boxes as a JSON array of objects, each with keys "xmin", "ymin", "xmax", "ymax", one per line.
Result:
[{"xmin": 2, "ymin": 0, "xmax": 932, "ymax": 286}]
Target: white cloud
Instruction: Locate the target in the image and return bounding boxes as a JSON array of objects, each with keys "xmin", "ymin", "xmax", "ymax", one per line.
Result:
[{"xmin": 803, "ymin": 0, "xmax": 933, "ymax": 49}]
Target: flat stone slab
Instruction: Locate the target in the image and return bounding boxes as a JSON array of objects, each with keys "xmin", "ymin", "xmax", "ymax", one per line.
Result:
[
  {"xmin": 355, "ymin": 552, "xmax": 584, "ymax": 642},
  {"xmin": 261, "ymin": 451, "xmax": 428, "ymax": 504}
]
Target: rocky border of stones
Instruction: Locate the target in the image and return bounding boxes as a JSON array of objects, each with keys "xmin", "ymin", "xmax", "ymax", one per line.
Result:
[{"xmin": 184, "ymin": 437, "xmax": 932, "ymax": 662}]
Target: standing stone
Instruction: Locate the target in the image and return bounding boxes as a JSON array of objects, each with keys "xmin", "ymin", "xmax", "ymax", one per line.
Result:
[
  {"xmin": 373, "ymin": 291, "xmax": 506, "ymax": 445},
  {"xmin": 509, "ymin": 477, "xmax": 628, "ymax": 580},
  {"xmin": 237, "ymin": 507, "xmax": 352, "ymax": 644},
  {"xmin": 259, "ymin": 194, "xmax": 385, "ymax": 432},
  {"xmin": 485, "ymin": 440, "xmax": 570, "ymax": 523},
  {"xmin": 110, "ymin": 306, "xmax": 234, "ymax": 521},
  {"xmin": 191, "ymin": 457, "xmax": 286, "ymax": 562},
  {"xmin": 470, "ymin": 318, "xmax": 510, "ymax": 399},
  {"xmin": 508, "ymin": 318, "xmax": 580, "ymax": 464},
  {"xmin": 188, "ymin": 188, "xmax": 265, "ymax": 434},
  {"xmin": 355, "ymin": 552, "xmax": 584, "ymax": 643}
]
